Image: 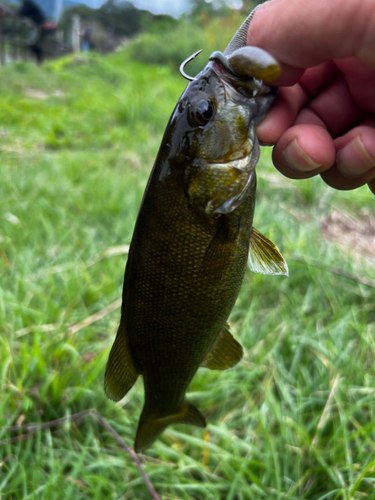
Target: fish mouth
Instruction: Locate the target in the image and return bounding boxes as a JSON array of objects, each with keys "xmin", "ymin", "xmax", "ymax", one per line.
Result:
[
  {"xmin": 208, "ymin": 52, "xmax": 262, "ymax": 97},
  {"xmin": 208, "ymin": 53, "xmax": 278, "ymax": 118}
]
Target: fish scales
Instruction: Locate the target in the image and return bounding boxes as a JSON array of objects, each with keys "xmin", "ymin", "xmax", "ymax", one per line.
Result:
[
  {"xmin": 105, "ymin": 9, "xmax": 288, "ymax": 452},
  {"xmin": 126, "ymin": 169, "xmax": 253, "ymax": 392}
]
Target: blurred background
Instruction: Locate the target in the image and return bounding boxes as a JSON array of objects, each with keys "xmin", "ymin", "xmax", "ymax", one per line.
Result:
[
  {"xmin": 0, "ymin": 0, "xmax": 251, "ymax": 65},
  {"xmin": 0, "ymin": 1, "xmax": 375, "ymax": 499}
]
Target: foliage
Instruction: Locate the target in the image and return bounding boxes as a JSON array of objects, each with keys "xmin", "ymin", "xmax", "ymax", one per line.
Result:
[
  {"xmin": 59, "ymin": 0, "xmax": 179, "ymax": 44},
  {"xmin": 127, "ymin": 20, "xmax": 207, "ymax": 75},
  {"xmin": 189, "ymin": 0, "xmax": 231, "ymax": 17},
  {"xmin": 0, "ymin": 43, "xmax": 375, "ymax": 500},
  {"xmin": 126, "ymin": 10, "xmax": 245, "ymax": 74},
  {"xmin": 0, "ymin": 5, "xmax": 33, "ymax": 40}
]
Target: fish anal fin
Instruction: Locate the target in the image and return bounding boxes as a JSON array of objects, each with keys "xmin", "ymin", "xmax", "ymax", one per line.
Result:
[
  {"xmin": 104, "ymin": 320, "xmax": 139, "ymax": 402},
  {"xmin": 248, "ymin": 227, "xmax": 289, "ymax": 276},
  {"xmin": 178, "ymin": 400, "xmax": 206, "ymax": 427},
  {"xmin": 134, "ymin": 400, "xmax": 206, "ymax": 453},
  {"xmin": 201, "ymin": 325, "xmax": 243, "ymax": 371}
]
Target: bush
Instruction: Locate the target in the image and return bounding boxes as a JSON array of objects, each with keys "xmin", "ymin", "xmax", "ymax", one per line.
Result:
[
  {"xmin": 127, "ymin": 11, "xmax": 253, "ymax": 76},
  {"xmin": 128, "ymin": 21, "xmax": 208, "ymax": 76}
]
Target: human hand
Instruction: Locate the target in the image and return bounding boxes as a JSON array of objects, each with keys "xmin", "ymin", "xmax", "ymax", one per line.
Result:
[{"xmin": 247, "ymin": 0, "xmax": 375, "ymax": 194}]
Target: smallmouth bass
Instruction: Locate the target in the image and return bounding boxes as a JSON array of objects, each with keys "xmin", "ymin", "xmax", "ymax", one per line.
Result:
[{"xmin": 105, "ymin": 10, "xmax": 288, "ymax": 452}]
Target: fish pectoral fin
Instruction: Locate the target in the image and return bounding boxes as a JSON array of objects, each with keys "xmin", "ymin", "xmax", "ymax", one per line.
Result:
[
  {"xmin": 134, "ymin": 400, "xmax": 206, "ymax": 453},
  {"xmin": 201, "ymin": 325, "xmax": 243, "ymax": 371},
  {"xmin": 104, "ymin": 320, "xmax": 139, "ymax": 402},
  {"xmin": 248, "ymin": 227, "xmax": 289, "ymax": 276}
]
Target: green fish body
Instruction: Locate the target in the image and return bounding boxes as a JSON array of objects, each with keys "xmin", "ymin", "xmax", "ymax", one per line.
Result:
[{"xmin": 105, "ymin": 12, "xmax": 288, "ymax": 452}]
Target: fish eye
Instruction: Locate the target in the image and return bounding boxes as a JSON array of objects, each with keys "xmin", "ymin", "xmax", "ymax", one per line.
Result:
[{"xmin": 194, "ymin": 99, "xmax": 215, "ymax": 126}]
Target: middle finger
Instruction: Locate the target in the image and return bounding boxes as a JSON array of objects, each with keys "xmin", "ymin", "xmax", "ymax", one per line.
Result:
[
  {"xmin": 256, "ymin": 61, "xmax": 339, "ymax": 144},
  {"xmin": 303, "ymin": 73, "xmax": 368, "ymax": 136}
]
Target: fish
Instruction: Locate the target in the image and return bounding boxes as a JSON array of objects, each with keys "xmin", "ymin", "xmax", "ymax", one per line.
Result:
[{"xmin": 104, "ymin": 9, "xmax": 288, "ymax": 453}]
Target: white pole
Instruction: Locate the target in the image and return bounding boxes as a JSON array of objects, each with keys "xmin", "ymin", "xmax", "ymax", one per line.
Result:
[{"xmin": 71, "ymin": 14, "xmax": 80, "ymax": 52}]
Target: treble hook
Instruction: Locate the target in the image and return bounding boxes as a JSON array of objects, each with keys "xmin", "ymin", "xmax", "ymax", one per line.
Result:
[{"xmin": 179, "ymin": 50, "xmax": 202, "ymax": 82}]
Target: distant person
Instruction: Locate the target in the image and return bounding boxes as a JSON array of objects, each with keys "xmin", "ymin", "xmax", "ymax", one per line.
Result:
[
  {"xmin": 81, "ymin": 26, "xmax": 92, "ymax": 52},
  {"xmin": 18, "ymin": 0, "xmax": 45, "ymax": 27},
  {"xmin": 19, "ymin": 0, "xmax": 57, "ymax": 64},
  {"xmin": 1, "ymin": 0, "xmax": 56, "ymax": 64}
]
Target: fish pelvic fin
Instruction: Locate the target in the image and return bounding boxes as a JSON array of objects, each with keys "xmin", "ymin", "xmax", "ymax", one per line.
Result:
[
  {"xmin": 248, "ymin": 227, "xmax": 289, "ymax": 276},
  {"xmin": 104, "ymin": 319, "xmax": 139, "ymax": 402},
  {"xmin": 201, "ymin": 325, "xmax": 243, "ymax": 370},
  {"xmin": 134, "ymin": 400, "xmax": 206, "ymax": 453}
]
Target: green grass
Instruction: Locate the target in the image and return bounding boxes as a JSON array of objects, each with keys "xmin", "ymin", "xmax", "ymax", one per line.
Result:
[{"xmin": 0, "ymin": 49, "xmax": 375, "ymax": 500}]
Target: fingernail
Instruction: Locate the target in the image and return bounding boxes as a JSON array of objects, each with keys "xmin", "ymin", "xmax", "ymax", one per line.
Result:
[
  {"xmin": 284, "ymin": 138, "xmax": 322, "ymax": 172},
  {"xmin": 336, "ymin": 136, "xmax": 375, "ymax": 178}
]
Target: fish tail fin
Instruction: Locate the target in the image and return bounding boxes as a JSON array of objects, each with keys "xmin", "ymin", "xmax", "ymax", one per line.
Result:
[
  {"xmin": 104, "ymin": 319, "xmax": 139, "ymax": 401},
  {"xmin": 134, "ymin": 399, "xmax": 206, "ymax": 453}
]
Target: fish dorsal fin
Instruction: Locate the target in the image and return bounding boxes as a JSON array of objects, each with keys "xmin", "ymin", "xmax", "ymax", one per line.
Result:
[
  {"xmin": 201, "ymin": 325, "xmax": 243, "ymax": 371},
  {"xmin": 248, "ymin": 227, "xmax": 289, "ymax": 276},
  {"xmin": 104, "ymin": 320, "xmax": 139, "ymax": 402}
]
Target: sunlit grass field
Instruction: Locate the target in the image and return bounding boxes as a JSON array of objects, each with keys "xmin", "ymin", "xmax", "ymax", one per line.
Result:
[{"xmin": 0, "ymin": 48, "xmax": 375, "ymax": 500}]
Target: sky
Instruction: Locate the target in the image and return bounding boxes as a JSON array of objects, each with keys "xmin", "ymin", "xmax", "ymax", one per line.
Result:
[
  {"xmin": 130, "ymin": 0, "xmax": 190, "ymax": 17},
  {"xmin": 122, "ymin": 0, "xmax": 244, "ymax": 17}
]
